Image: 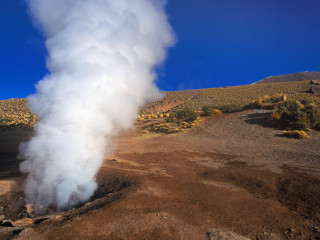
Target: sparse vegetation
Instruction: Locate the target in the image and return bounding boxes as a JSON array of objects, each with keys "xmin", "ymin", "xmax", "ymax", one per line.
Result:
[
  {"xmin": 0, "ymin": 99, "xmax": 38, "ymax": 129},
  {"xmin": 144, "ymin": 81, "xmax": 320, "ymax": 115},
  {"xmin": 248, "ymin": 94, "xmax": 287, "ymax": 110}
]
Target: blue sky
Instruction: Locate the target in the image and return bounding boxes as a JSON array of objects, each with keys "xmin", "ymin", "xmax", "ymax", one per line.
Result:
[{"xmin": 1, "ymin": 0, "xmax": 320, "ymax": 100}]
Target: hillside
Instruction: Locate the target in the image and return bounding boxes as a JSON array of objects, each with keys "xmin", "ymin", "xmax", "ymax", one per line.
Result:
[
  {"xmin": 145, "ymin": 80, "xmax": 319, "ymax": 114},
  {"xmin": 257, "ymin": 71, "xmax": 320, "ymax": 84},
  {"xmin": 1, "ymin": 80, "xmax": 320, "ymax": 129}
]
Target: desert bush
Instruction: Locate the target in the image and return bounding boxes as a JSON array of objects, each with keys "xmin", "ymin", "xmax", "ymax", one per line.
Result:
[
  {"xmin": 249, "ymin": 97, "xmax": 263, "ymax": 109},
  {"xmin": 270, "ymin": 94, "xmax": 286, "ymax": 102},
  {"xmin": 166, "ymin": 113, "xmax": 176, "ymax": 123},
  {"xmin": 270, "ymin": 100, "xmax": 320, "ymax": 131},
  {"xmin": 175, "ymin": 107, "xmax": 199, "ymax": 122},
  {"xmin": 202, "ymin": 105, "xmax": 223, "ymax": 116},
  {"xmin": 282, "ymin": 130, "xmax": 308, "ymax": 139},
  {"xmin": 304, "ymin": 103, "xmax": 320, "ymax": 130},
  {"xmin": 248, "ymin": 94, "xmax": 287, "ymax": 109}
]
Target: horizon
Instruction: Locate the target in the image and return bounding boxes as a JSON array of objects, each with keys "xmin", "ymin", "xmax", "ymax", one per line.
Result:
[{"xmin": 1, "ymin": 0, "xmax": 320, "ymax": 100}]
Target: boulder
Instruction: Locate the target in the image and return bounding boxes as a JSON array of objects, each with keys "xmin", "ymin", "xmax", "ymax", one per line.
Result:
[
  {"xmin": 12, "ymin": 218, "xmax": 33, "ymax": 227},
  {"xmin": 25, "ymin": 204, "xmax": 35, "ymax": 215}
]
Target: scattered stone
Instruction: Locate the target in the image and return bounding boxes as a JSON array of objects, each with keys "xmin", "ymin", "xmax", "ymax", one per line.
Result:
[
  {"xmin": 0, "ymin": 206, "xmax": 3, "ymax": 214},
  {"xmin": 26, "ymin": 204, "xmax": 35, "ymax": 215},
  {"xmin": 310, "ymin": 80, "xmax": 320, "ymax": 85},
  {"xmin": 310, "ymin": 86, "xmax": 320, "ymax": 95},
  {"xmin": 12, "ymin": 218, "xmax": 33, "ymax": 227},
  {"xmin": 0, "ymin": 214, "xmax": 5, "ymax": 221}
]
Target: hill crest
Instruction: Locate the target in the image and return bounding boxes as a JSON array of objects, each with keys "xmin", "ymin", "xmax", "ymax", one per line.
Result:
[{"xmin": 257, "ymin": 71, "xmax": 320, "ymax": 84}]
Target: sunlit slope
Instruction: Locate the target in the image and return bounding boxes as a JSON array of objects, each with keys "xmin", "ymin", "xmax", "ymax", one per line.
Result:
[
  {"xmin": 1, "ymin": 80, "xmax": 319, "ymax": 127},
  {"xmin": 146, "ymin": 80, "xmax": 319, "ymax": 113}
]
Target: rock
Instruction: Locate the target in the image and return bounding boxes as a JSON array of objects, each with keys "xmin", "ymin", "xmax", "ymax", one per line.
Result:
[
  {"xmin": 309, "ymin": 86, "xmax": 320, "ymax": 95},
  {"xmin": 25, "ymin": 204, "xmax": 35, "ymax": 215},
  {"xmin": 12, "ymin": 218, "xmax": 33, "ymax": 227},
  {"xmin": 0, "ymin": 214, "xmax": 5, "ymax": 221},
  {"xmin": 55, "ymin": 215, "xmax": 63, "ymax": 221},
  {"xmin": 310, "ymin": 80, "xmax": 320, "ymax": 85}
]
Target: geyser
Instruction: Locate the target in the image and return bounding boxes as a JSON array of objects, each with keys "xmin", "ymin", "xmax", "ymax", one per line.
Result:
[{"xmin": 19, "ymin": 0, "xmax": 174, "ymax": 213}]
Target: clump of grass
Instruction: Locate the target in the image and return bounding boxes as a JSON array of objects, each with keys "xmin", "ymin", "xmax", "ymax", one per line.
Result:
[
  {"xmin": 145, "ymin": 107, "xmax": 200, "ymax": 134},
  {"xmin": 202, "ymin": 105, "xmax": 223, "ymax": 116},
  {"xmin": 282, "ymin": 130, "xmax": 309, "ymax": 139},
  {"xmin": 166, "ymin": 106, "xmax": 199, "ymax": 123},
  {"xmin": 248, "ymin": 94, "xmax": 287, "ymax": 110},
  {"xmin": 175, "ymin": 106, "xmax": 199, "ymax": 121}
]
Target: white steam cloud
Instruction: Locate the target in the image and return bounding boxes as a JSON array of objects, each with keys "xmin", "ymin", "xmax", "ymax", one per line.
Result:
[{"xmin": 19, "ymin": 0, "xmax": 174, "ymax": 213}]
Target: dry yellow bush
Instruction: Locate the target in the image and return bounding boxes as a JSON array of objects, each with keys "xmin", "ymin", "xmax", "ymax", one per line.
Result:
[{"xmin": 283, "ymin": 130, "xmax": 308, "ymax": 139}]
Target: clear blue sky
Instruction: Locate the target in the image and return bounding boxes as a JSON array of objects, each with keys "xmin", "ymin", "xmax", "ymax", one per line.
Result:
[{"xmin": 1, "ymin": 0, "xmax": 320, "ymax": 100}]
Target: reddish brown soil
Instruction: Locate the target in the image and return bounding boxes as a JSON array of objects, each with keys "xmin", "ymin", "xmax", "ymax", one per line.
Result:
[{"xmin": 1, "ymin": 110, "xmax": 320, "ymax": 239}]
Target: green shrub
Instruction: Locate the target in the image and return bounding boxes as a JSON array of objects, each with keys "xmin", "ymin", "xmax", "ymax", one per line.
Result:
[
  {"xmin": 304, "ymin": 104, "xmax": 320, "ymax": 129},
  {"xmin": 175, "ymin": 107, "xmax": 199, "ymax": 122},
  {"xmin": 202, "ymin": 105, "xmax": 222, "ymax": 116},
  {"xmin": 166, "ymin": 113, "xmax": 176, "ymax": 123},
  {"xmin": 270, "ymin": 100, "xmax": 320, "ymax": 131}
]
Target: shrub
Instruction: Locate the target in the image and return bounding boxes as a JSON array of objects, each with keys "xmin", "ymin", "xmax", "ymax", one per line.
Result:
[
  {"xmin": 249, "ymin": 97, "xmax": 263, "ymax": 109},
  {"xmin": 175, "ymin": 107, "xmax": 199, "ymax": 122},
  {"xmin": 202, "ymin": 105, "xmax": 222, "ymax": 116},
  {"xmin": 282, "ymin": 130, "xmax": 308, "ymax": 139},
  {"xmin": 270, "ymin": 100, "xmax": 320, "ymax": 131},
  {"xmin": 304, "ymin": 103, "xmax": 320, "ymax": 129},
  {"xmin": 270, "ymin": 94, "xmax": 286, "ymax": 102},
  {"xmin": 166, "ymin": 113, "xmax": 176, "ymax": 123}
]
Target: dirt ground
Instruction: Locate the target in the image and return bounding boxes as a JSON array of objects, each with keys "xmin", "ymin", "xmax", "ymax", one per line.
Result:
[{"xmin": 0, "ymin": 109, "xmax": 320, "ymax": 239}]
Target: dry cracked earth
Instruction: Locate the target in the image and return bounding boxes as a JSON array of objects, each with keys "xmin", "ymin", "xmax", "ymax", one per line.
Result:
[{"xmin": 0, "ymin": 109, "xmax": 320, "ymax": 240}]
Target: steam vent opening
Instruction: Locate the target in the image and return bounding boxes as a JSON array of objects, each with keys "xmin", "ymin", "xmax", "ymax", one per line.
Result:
[{"xmin": 0, "ymin": 173, "xmax": 134, "ymax": 234}]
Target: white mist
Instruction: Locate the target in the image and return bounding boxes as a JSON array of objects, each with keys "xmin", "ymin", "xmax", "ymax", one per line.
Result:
[{"xmin": 19, "ymin": 0, "xmax": 174, "ymax": 213}]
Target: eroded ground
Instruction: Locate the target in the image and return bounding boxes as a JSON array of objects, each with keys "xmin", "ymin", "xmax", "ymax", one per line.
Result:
[{"xmin": 0, "ymin": 110, "xmax": 320, "ymax": 239}]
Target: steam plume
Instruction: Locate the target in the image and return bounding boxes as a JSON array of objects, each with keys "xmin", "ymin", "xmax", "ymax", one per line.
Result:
[{"xmin": 19, "ymin": 0, "xmax": 174, "ymax": 213}]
